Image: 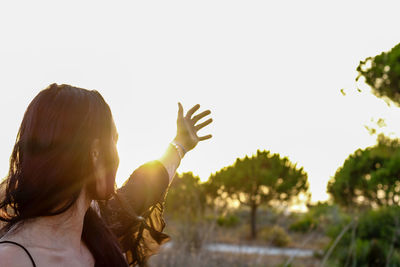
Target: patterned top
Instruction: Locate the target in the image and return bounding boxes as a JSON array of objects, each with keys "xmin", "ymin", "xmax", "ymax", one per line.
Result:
[{"xmin": 97, "ymin": 160, "xmax": 171, "ymax": 266}]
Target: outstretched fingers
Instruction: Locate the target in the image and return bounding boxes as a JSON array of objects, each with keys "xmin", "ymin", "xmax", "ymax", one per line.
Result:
[
  {"xmin": 195, "ymin": 118, "xmax": 213, "ymax": 131},
  {"xmin": 186, "ymin": 104, "xmax": 200, "ymax": 119},
  {"xmin": 178, "ymin": 103, "xmax": 213, "ymax": 145},
  {"xmin": 192, "ymin": 110, "xmax": 211, "ymax": 124},
  {"xmin": 178, "ymin": 102, "xmax": 184, "ymax": 120},
  {"xmin": 199, "ymin": 134, "xmax": 212, "ymax": 141}
]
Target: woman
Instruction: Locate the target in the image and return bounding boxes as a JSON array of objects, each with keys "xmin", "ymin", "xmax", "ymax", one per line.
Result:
[{"xmin": 0, "ymin": 84, "xmax": 213, "ymax": 266}]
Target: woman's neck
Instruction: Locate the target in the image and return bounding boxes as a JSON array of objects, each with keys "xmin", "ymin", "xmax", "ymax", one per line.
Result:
[{"xmin": 4, "ymin": 189, "xmax": 92, "ymax": 253}]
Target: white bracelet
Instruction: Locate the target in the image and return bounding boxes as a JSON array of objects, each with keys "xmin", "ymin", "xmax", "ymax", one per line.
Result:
[{"xmin": 170, "ymin": 141, "xmax": 185, "ymax": 160}]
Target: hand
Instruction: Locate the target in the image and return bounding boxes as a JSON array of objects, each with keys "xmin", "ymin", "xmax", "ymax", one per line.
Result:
[{"xmin": 174, "ymin": 103, "xmax": 213, "ymax": 153}]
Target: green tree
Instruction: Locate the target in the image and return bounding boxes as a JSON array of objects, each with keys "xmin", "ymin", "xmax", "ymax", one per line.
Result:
[
  {"xmin": 357, "ymin": 43, "xmax": 400, "ymax": 106},
  {"xmin": 165, "ymin": 172, "xmax": 206, "ymax": 219},
  {"xmin": 206, "ymin": 150, "xmax": 309, "ymax": 239},
  {"xmin": 328, "ymin": 135, "xmax": 400, "ymax": 209},
  {"xmin": 164, "ymin": 172, "xmax": 208, "ymax": 251},
  {"xmin": 322, "ymin": 44, "xmax": 400, "ymax": 266},
  {"xmin": 326, "ymin": 206, "xmax": 400, "ymax": 267}
]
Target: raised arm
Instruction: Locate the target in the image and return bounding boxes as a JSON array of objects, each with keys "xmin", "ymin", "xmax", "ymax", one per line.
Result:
[
  {"xmin": 160, "ymin": 102, "xmax": 213, "ymax": 182},
  {"xmin": 98, "ymin": 103, "xmax": 213, "ymax": 265},
  {"xmin": 117, "ymin": 102, "xmax": 213, "ymax": 214}
]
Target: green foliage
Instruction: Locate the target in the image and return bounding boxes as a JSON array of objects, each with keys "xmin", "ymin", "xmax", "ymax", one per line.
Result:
[
  {"xmin": 207, "ymin": 150, "xmax": 309, "ymax": 206},
  {"xmin": 327, "ymin": 135, "xmax": 400, "ymax": 208},
  {"xmin": 328, "ymin": 42, "xmax": 400, "ymax": 266},
  {"xmin": 216, "ymin": 214, "xmax": 240, "ymax": 228},
  {"xmin": 289, "ymin": 215, "xmax": 317, "ymax": 233},
  {"xmin": 327, "ymin": 206, "xmax": 400, "ymax": 267},
  {"xmin": 165, "ymin": 172, "xmax": 206, "ymax": 220},
  {"xmin": 259, "ymin": 225, "xmax": 291, "ymax": 247},
  {"xmin": 290, "ymin": 203, "xmax": 344, "ymax": 233},
  {"xmin": 357, "ymin": 43, "xmax": 400, "ymax": 106},
  {"xmin": 206, "ymin": 150, "xmax": 309, "ymax": 239}
]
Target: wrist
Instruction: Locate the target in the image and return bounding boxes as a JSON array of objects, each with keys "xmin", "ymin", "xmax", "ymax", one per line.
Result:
[
  {"xmin": 170, "ymin": 140, "xmax": 186, "ymax": 159},
  {"xmin": 172, "ymin": 137, "xmax": 188, "ymax": 153}
]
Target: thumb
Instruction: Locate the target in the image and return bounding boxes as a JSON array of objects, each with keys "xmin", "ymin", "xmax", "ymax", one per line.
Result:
[{"xmin": 178, "ymin": 102, "xmax": 184, "ymax": 119}]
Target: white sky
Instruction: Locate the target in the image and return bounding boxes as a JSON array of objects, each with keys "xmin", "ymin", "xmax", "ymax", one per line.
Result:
[{"xmin": 1, "ymin": 1, "xmax": 400, "ymax": 202}]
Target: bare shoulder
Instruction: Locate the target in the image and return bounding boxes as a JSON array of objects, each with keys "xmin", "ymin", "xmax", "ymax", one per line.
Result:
[{"xmin": 0, "ymin": 242, "xmax": 35, "ymax": 267}]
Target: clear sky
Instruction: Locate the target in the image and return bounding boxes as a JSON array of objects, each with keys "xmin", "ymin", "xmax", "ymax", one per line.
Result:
[{"xmin": 1, "ymin": 1, "xmax": 400, "ymax": 202}]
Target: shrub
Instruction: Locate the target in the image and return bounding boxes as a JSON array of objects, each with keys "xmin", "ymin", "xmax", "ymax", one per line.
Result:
[
  {"xmin": 290, "ymin": 203, "xmax": 344, "ymax": 233},
  {"xmin": 216, "ymin": 214, "xmax": 240, "ymax": 228},
  {"xmin": 327, "ymin": 206, "xmax": 400, "ymax": 266},
  {"xmin": 289, "ymin": 215, "xmax": 317, "ymax": 232},
  {"xmin": 260, "ymin": 225, "xmax": 291, "ymax": 247}
]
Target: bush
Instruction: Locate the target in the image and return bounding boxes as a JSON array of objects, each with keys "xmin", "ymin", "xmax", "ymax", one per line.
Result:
[
  {"xmin": 327, "ymin": 206, "xmax": 400, "ymax": 266},
  {"xmin": 259, "ymin": 225, "xmax": 291, "ymax": 247},
  {"xmin": 290, "ymin": 203, "xmax": 344, "ymax": 233},
  {"xmin": 289, "ymin": 215, "xmax": 317, "ymax": 232},
  {"xmin": 216, "ymin": 214, "xmax": 240, "ymax": 228},
  {"xmin": 165, "ymin": 172, "xmax": 206, "ymax": 220}
]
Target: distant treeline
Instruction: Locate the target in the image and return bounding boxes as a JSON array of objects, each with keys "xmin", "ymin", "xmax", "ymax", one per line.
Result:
[{"xmin": 164, "ymin": 43, "xmax": 400, "ymax": 266}]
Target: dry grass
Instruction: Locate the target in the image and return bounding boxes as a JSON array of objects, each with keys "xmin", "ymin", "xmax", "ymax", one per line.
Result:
[
  {"xmin": 148, "ymin": 218, "xmax": 324, "ymax": 267},
  {"xmin": 150, "ymin": 248, "xmax": 321, "ymax": 267}
]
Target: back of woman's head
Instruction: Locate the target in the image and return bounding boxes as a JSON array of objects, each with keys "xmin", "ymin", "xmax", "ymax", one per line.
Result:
[
  {"xmin": 0, "ymin": 84, "xmax": 129, "ymax": 266},
  {"xmin": 0, "ymin": 83, "xmax": 115, "ymax": 226}
]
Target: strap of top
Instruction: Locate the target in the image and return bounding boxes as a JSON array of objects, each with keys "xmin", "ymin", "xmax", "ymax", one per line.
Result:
[{"xmin": 0, "ymin": 241, "xmax": 37, "ymax": 267}]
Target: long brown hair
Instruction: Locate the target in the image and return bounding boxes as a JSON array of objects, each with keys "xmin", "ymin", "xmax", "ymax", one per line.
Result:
[{"xmin": 0, "ymin": 84, "xmax": 128, "ymax": 266}]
